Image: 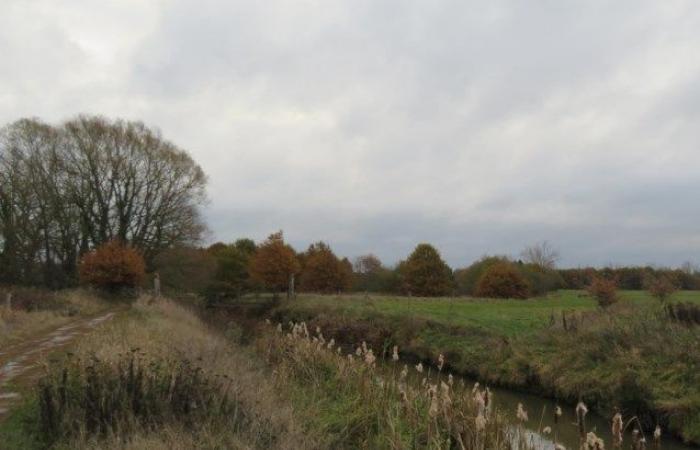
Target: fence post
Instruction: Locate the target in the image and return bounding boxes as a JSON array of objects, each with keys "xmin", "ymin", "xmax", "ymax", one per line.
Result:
[{"xmin": 5, "ymin": 292, "xmax": 12, "ymax": 310}]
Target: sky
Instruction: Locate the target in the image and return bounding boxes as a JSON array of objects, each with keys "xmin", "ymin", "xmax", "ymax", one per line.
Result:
[{"xmin": 1, "ymin": 0, "xmax": 700, "ymax": 268}]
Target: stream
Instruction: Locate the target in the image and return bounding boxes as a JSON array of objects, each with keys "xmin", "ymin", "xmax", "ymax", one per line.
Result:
[{"xmin": 477, "ymin": 379, "xmax": 695, "ymax": 449}]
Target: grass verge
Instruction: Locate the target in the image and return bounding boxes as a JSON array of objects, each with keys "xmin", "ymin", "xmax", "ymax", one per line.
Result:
[{"xmin": 268, "ymin": 291, "xmax": 700, "ymax": 444}]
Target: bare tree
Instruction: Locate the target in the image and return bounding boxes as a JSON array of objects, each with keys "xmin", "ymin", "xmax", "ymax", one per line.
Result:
[
  {"xmin": 353, "ymin": 254, "xmax": 383, "ymax": 274},
  {"xmin": 521, "ymin": 241, "xmax": 560, "ymax": 270},
  {"xmin": 0, "ymin": 116, "xmax": 208, "ymax": 287}
]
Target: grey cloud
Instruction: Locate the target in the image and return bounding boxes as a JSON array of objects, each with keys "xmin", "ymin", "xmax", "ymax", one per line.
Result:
[{"xmin": 2, "ymin": 0, "xmax": 700, "ymax": 268}]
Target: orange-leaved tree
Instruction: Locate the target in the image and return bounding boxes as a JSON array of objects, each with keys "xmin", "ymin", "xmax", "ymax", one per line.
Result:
[
  {"xmin": 78, "ymin": 240, "xmax": 146, "ymax": 292},
  {"xmin": 399, "ymin": 243, "xmax": 453, "ymax": 297},
  {"xmin": 299, "ymin": 242, "xmax": 351, "ymax": 293},
  {"xmin": 248, "ymin": 231, "xmax": 300, "ymax": 294},
  {"xmin": 475, "ymin": 261, "xmax": 530, "ymax": 299}
]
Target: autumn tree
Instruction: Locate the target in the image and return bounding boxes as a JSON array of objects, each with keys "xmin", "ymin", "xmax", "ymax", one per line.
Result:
[
  {"xmin": 248, "ymin": 231, "xmax": 300, "ymax": 294},
  {"xmin": 475, "ymin": 262, "xmax": 530, "ymax": 299},
  {"xmin": 299, "ymin": 241, "xmax": 350, "ymax": 293},
  {"xmin": 78, "ymin": 240, "xmax": 145, "ymax": 293},
  {"xmin": 399, "ymin": 244, "xmax": 453, "ymax": 297}
]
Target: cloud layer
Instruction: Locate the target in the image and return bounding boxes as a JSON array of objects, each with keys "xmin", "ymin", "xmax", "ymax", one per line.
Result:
[{"xmin": 2, "ymin": 0, "xmax": 700, "ymax": 267}]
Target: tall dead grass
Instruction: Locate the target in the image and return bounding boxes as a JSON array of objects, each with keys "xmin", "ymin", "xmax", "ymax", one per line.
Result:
[
  {"xmin": 259, "ymin": 320, "xmax": 534, "ymax": 449},
  {"xmin": 42, "ymin": 297, "xmax": 316, "ymax": 450}
]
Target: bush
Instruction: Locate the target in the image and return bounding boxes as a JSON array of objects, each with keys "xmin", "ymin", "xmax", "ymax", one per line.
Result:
[
  {"xmin": 475, "ymin": 262, "xmax": 530, "ymax": 299},
  {"xmin": 36, "ymin": 351, "xmax": 231, "ymax": 445},
  {"xmin": 78, "ymin": 240, "xmax": 145, "ymax": 293},
  {"xmin": 665, "ymin": 302, "xmax": 700, "ymax": 326},
  {"xmin": 519, "ymin": 263, "xmax": 565, "ymax": 296},
  {"xmin": 645, "ymin": 275, "xmax": 677, "ymax": 303},
  {"xmin": 454, "ymin": 256, "xmax": 509, "ymax": 295},
  {"xmin": 587, "ymin": 276, "xmax": 618, "ymax": 308}
]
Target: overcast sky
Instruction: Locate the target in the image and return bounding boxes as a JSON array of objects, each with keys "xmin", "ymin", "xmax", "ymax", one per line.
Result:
[{"xmin": 2, "ymin": 1, "xmax": 699, "ymax": 268}]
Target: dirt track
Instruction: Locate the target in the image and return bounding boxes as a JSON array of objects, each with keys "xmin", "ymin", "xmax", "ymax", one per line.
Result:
[{"xmin": 0, "ymin": 311, "xmax": 117, "ymax": 419}]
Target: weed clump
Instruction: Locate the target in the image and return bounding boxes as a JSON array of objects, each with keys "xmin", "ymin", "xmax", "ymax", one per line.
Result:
[{"xmin": 36, "ymin": 350, "xmax": 233, "ymax": 445}]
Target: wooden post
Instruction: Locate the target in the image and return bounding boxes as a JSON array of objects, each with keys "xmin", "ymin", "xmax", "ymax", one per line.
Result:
[
  {"xmin": 288, "ymin": 274, "xmax": 295, "ymax": 300},
  {"xmin": 5, "ymin": 292, "xmax": 12, "ymax": 310},
  {"xmin": 153, "ymin": 272, "xmax": 161, "ymax": 298}
]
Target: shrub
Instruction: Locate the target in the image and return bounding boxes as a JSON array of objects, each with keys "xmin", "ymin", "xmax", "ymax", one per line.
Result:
[
  {"xmin": 587, "ymin": 276, "xmax": 618, "ymax": 308},
  {"xmin": 78, "ymin": 240, "xmax": 145, "ymax": 293},
  {"xmin": 645, "ymin": 275, "xmax": 677, "ymax": 303},
  {"xmin": 475, "ymin": 262, "xmax": 530, "ymax": 299}
]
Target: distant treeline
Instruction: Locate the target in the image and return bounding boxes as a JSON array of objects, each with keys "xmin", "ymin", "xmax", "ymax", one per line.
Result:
[
  {"xmin": 558, "ymin": 266, "xmax": 700, "ymax": 290},
  {"xmin": 153, "ymin": 234, "xmax": 700, "ymax": 303}
]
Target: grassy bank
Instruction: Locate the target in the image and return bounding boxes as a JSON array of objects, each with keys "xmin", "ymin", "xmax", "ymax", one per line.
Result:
[
  {"xmin": 269, "ymin": 290, "xmax": 700, "ymax": 444},
  {"xmin": 1, "ymin": 297, "xmax": 536, "ymax": 450}
]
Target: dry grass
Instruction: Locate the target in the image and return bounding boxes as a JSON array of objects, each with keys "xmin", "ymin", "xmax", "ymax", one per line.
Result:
[
  {"xmin": 50, "ymin": 297, "xmax": 317, "ymax": 450},
  {"xmin": 259, "ymin": 320, "xmax": 534, "ymax": 450},
  {"xmin": 0, "ymin": 289, "xmax": 108, "ymax": 347}
]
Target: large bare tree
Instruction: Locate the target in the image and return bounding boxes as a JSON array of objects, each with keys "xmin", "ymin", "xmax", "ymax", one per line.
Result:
[{"xmin": 0, "ymin": 116, "xmax": 207, "ymax": 287}]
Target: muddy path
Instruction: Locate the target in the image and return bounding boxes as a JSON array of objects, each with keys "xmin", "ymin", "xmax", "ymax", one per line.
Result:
[{"xmin": 0, "ymin": 309, "xmax": 119, "ymax": 420}]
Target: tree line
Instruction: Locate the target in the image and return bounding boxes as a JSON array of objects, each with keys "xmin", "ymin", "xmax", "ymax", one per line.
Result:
[
  {"xmin": 153, "ymin": 234, "xmax": 700, "ymax": 302},
  {"xmin": 0, "ymin": 116, "xmax": 207, "ymax": 288},
  {"xmin": 3, "ymin": 116, "xmax": 697, "ymax": 299}
]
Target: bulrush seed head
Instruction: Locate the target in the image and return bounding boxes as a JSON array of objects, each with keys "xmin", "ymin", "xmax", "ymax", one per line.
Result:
[
  {"xmin": 612, "ymin": 412, "xmax": 623, "ymax": 446},
  {"xmin": 585, "ymin": 431, "xmax": 605, "ymax": 450},
  {"xmin": 475, "ymin": 413, "xmax": 487, "ymax": 432},
  {"xmin": 576, "ymin": 402, "xmax": 588, "ymax": 417},
  {"xmin": 516, "ymin": 403, "xmax": 528, "ymax": 422},
  {"xmin": 364, "ymin": 349, "xmax": 376, "ymax": 367}
]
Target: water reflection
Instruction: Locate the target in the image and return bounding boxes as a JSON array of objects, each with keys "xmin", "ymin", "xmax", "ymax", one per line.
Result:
[{"xmin": 484, "ymin": 380, "xmax": 694, "ymax": 450}]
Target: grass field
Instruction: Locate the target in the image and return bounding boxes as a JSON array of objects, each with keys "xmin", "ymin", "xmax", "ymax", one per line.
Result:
[
  {"xmin": 283, "ymin": 290, "xmax": 700, "ymax": 337},
  {"xmin": 269, "ymin": 289, "xmax": 700, "ymax": 444}
]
